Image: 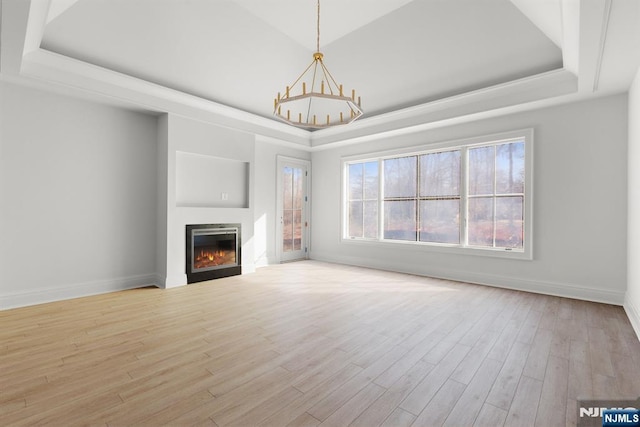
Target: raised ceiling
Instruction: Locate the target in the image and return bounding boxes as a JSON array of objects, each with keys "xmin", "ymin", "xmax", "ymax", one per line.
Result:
[
  {"xmin": 2, "ymin": 0, "xmax": 640, "ymax": 147},
  {"xmin": 41, "ymin": 0, "xmax": 562, "ymax": 120}
]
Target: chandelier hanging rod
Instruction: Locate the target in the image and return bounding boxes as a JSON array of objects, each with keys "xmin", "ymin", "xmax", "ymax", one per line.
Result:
[{"xmin": 273, "ymin": 0, "xmax": 363, "ymax": 130}]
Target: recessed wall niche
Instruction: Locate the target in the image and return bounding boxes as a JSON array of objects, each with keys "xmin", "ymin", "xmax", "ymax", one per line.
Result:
[{"xmin": 175, "ymin": 151, "xmax": 249, "ymax": 208}]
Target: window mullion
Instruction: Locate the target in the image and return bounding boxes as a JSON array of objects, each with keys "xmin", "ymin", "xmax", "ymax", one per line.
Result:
[
  {"xmin": 493, "ymin": 146, "xmax": 497, "ymax": 248},
  {"xmin": 378, "ymin": 159, "xmax": 384, "ymax": 241},
  {"xmin": 415, "ymin": 156, "xmax": 420, "ymax": 242},
  {"xmin": 360, "ymin": 164, "xmax": 365, "ymax": 238},
  {"xmin": 345, "ymin": 165, "xmax": 350, "ymax": 239}
]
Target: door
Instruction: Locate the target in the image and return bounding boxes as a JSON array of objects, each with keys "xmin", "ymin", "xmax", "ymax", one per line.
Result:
[{"xmin": 277, "ymin": 156, "xmax": 310, "ymax": 262}]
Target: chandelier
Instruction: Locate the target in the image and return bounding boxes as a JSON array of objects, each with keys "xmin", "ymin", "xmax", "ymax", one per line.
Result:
[{"xmin": 274, "ymin": 0, "xmax": 363, "ymax": 130}]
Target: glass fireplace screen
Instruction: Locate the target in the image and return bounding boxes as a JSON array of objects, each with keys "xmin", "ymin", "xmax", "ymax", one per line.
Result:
[{"xmin": 191, "ymin": 228, "xmax": 238, "ymax": 273}]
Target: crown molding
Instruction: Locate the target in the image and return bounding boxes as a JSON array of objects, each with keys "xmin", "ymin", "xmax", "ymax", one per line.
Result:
[
  {"xmin": 0, "ymin": 0, "xmax": 619, "ymax": 152},
  {"xmin": 19, "ymin": 48, "xmax": 312, "ymax": 147},
  {"xmin": 310, "ymin": 68, "xmax": 577, "ymax": 149}
]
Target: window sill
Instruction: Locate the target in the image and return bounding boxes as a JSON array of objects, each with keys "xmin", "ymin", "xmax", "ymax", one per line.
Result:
[{"xmin": 340, "ymin": 237, "xmax": 532, "ymax": 260}]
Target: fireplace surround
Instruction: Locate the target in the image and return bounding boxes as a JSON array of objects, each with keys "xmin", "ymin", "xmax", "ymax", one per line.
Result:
[{"xmin": 186, "ymin": 224, "xmax": 241, "ymax": 283}]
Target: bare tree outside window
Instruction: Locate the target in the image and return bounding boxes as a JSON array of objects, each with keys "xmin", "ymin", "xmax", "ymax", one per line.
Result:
[
  {"xmin": 419, "ymin": 150, "xmax": 460, "ymax": 244},
  {"xmin": 283, "ymin": 167, "xmax": 304, "ymax": 251},
  {"xmin": 383, "ymin": 157, "xmax": 417, "ymax": 240},
  {"xmin": 344, "ymin": 135, "xmax": 528, "ymax": 255},
  {"xmin": 347, "ymin": 162, "xmax": 379, "ymax": 238},
  {"xmin": 468, "ymin": 142, "xmax": 524, "ymax": 249}
]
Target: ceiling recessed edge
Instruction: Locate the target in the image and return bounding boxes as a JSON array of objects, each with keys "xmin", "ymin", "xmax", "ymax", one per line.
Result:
[
  {"xmin": 309, "ymin": 68, "xmax": 578, "ymax": 149},
  {"xmin": 19, "ymin": 48, "xmax": 312, "ymax": 147}
]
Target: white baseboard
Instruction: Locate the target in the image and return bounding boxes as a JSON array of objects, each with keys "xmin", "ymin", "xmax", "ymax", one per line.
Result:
[
  {"xmin": 254, "ymin": 257, "xmax": 279, "ymax": 268},
  {"xmin": 164, "ymin": 274, "xmax": 189, "ymax": 288},
  {"xmin": 624, "ymin": 296, "xmax": 640, "ymax": 341},
  {"xmin": 154, "ymin": 274, "xmax": 166, "ymax": 288},
  {"xmin": 0, "ymin": 273, "xmax": 158, "ymax": 310},
  {"xmin": 163, "ymin": 263, "xmax": 256, "ymax": 288},
  {"xmin": 309, "ymin": 251, "xmax": 625, "ymax": 306},
  {"xmin": 242, "ymin": 262, "xmax": 256, "ymax": 274}
]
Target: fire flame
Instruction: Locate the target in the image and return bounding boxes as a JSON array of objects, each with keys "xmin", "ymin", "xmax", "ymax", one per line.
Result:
[
  {"xmin": 199, "ymin": 249, "xmax": 225, "ymax": 261},
  {"xmin": 194, "ymin": 248, "xmax": 234, "ymax": 269}
]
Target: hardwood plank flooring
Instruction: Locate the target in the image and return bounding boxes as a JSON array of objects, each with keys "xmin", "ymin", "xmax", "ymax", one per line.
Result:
[{"xmin": 1, "ymin": 260, "xmax": 639, "ymax": 426}]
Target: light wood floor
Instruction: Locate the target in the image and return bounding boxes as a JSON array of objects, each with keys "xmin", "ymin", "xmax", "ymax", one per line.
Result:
[{"xmin": 2, "ymin": 261, "xmax": 639, "ymax": 427}]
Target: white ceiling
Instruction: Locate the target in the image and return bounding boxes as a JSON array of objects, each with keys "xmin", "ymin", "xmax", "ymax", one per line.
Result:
[
  {"xmin": 39, "ymin": 0, "xmax": 563, "ymax": 119},
  {"xmin": 234, "ymin": 0, "xmax": 416, "ymax": 51},
  {"xmin": 2, "ymin": 0, "xmax": 640, "ymax": 146}
]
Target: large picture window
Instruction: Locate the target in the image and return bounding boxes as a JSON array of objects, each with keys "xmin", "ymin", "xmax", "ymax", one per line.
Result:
[{"xmin": 343, "ymin": 130, "xmax": 532, "ymax": 258}]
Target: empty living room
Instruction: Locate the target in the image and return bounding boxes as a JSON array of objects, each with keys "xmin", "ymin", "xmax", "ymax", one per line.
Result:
[{"xmin": 1, "ymin": 0, "xmax": 640, "ymax": 426}]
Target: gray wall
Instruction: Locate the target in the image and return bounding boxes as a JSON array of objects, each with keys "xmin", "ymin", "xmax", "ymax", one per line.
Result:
[
  {"xmin": 156, "ymin": 114, "xmax": 310, "ymax": 287},
  {"xmin": 627, "ymin": 68, "xmax": 640, "ymax": 336},
  {"xmin": 0, "ymin": 80, "xmax": 633, "ymax": 315},
  {"xmin": 311, "ymin": 94, "xmax": 628, "ymax": 304},
  {"xmin": 0, "ymin": 83, "xmax": 311, "ymax": 307},
  {"xmin": 0, "ymin": 82, "xmax": 159, "ymax": 308}
]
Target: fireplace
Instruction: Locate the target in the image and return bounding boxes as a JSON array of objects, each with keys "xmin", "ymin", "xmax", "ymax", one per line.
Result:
[{"xmin": 186, "ymin": 224, "xmax": 241, "ymax": 283}]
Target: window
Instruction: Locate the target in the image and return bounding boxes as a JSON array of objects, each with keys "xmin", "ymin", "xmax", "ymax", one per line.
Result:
[
  {"xmin": 468, "ymin": 142, "xmax": 524, "ymax": 249},
  {"xmin": 343, "ymin": 130, "xmax": 532, "ymax": 258},
  {"xmin": 347, "ymin": 161, "xmax": 379, "ymax": 239},
  {"xmin": 419, "ymin": 150, "xmax": 461, "ymax": 244},
  {"xmin": 384, "ymin": 156, "xmax": 417, "ymax": 241}
]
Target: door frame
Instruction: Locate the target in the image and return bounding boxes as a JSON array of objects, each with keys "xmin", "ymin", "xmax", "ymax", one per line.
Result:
[{"xmin": 276, "ymin": 155, "xmax": 311, "ymax": 263}]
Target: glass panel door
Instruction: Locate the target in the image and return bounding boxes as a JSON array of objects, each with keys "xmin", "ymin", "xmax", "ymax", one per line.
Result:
[{"xmin": 278, "ymin": 158, "xmax": 309, "ymax": 262}]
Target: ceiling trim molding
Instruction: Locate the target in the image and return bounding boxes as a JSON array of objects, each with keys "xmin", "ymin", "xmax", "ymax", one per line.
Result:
[
  {"xmin": 20, "ymin": 48, "xmax": 312, "ymax": 146},
  {"xmin": 23, "ymin": 0, "xmax": 50, "ymax": 56},
  {"xmin": 6, "ymin": 0, "xmax": 312, "ymax": 146},
  {"xmin": 593, "ymin": 0, "xmax": 612, "ymax": 91},
  {"xmin": 310, "ymin": 68, "xmax": 578, "ymax": 148},
  {"xmin": 0, "ymin": 0, "xmax": 31, "ymax": 74},
  {"xmin": 1, "ymin": 0, "xmax": 621, "ymax": 152},
  {"xmin": 577, "ymin": 0, "xmax": 611, "ymax": 93},
  {"xmin": 560, "ymin": 0, "xmax": 580, "ymax": 76}
]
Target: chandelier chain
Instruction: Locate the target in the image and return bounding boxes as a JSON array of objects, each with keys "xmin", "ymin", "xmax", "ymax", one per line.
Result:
[{"xmin": 273, "ymin": 0, "xmax": 363, "ymax": 129}]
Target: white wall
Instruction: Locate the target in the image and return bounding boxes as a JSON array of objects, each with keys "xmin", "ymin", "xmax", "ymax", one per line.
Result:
[
  {"xmin": 2, "ymin": 80, "xmax": 632, "ymax": 313},
  {"xmin": 0, "ymin": 82, "xmax": 313, "ymax": 306},
  {"xmin": 159, "ymin": 114, "xmax": 255, "ymax": 287},
  {"xmin": 0, "ymin": 82, "xmax": 158, "ymax": 309},
  {"xmin": 157, "ymin": 115, "xmax": 310, "ymax": 286},
  {"xmin": 311, "ymin": 94, "xmax": 628, "ymax": 304},
  {"xmin": 626, "ymin": 68, "xmax": 640, "ymax": 337}
]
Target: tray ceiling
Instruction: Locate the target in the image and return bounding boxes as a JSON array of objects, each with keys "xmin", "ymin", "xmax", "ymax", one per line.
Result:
[{"xmin": 40, "ymin": 0, "xmax": 562, "ymax": 121}]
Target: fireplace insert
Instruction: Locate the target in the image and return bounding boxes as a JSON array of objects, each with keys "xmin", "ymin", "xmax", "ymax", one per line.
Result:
[{"xmin": 186, "ymin": 224, "xmax": 241, "ymax": 283}]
